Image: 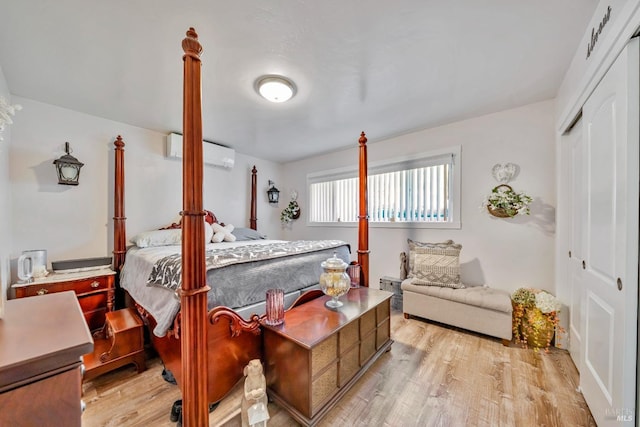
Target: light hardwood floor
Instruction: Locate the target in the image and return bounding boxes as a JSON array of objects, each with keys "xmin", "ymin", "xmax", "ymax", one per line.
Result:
[{"xmin": 82, "ymin": 311, "xmax": 596, "ymax": 427}]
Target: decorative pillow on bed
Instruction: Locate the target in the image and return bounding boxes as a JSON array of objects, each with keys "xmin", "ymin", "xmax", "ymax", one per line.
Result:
[
  {"xmin": 133, "ymin": 220, "xmax": 214, "ymax": 247},
  {"xmin": 212, "ymin": 222, "xmax": 236, "ymax": 243},
  {"xmin": 204, "ymin": 221, "xmax": 214, "ymax": 243},
  {"xmin": 232, "ymin": 227, "xmax": 266, "ymax": 241},
  {"xmin": 407, "ymin": 239, "xmax": 464, "ymax": 288},
  {"xmin": 131, "ymin": 229, "xmax": 182, "ymax": 248}
]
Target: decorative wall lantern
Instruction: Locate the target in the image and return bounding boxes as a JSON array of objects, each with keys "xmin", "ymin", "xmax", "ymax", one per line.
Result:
[
  {"xmin": 53, "ymin": 142, "xmax": 84, "ymax": 185},
  {"xmin": 267, "ymin": 180, "xmax": 280, "ymax": 204}
]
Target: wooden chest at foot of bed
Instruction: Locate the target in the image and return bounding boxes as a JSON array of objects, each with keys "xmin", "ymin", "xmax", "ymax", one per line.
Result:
[
  {"xmin": 83, "ymin": 308, "xmax": 146, "ymax": 381},
  {"xmin": 262, "ymin": 288, "xmax": 393, "ymax": 426}
]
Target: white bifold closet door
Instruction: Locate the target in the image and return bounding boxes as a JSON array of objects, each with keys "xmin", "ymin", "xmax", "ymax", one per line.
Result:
[
  {"xmin": 575, "ymin": 37, "xmax": 639, "ymax": 426},
  {"xmin": 565, "ymin": 117, "xmax": 585, "ymax": 372}
]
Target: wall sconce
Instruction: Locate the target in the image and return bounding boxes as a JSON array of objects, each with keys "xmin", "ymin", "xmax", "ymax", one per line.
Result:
[
  {"xmin": 267, "ymin": 180, "xmax": 280, "ymax": 204},
  {"xmin": 53, "ymin": 142, "xmax": 84, "ymax": 185}
]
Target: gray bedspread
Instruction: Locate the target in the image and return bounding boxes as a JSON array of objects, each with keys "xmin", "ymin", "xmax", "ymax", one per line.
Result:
[{"xmin": 120, "ymin": 239, "xmax": 350, "ymax": 336}]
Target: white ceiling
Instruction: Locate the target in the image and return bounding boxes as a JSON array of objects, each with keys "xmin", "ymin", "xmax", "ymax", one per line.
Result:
[{"xmin": 0, "ymin": 1, "xmax": 598, "ymax": 163}]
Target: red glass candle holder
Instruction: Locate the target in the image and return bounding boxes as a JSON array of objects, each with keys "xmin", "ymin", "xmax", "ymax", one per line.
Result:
[
  {"xmin": 265, "ymin": 288, "xmax": 284, "ymax": 326},
  {"xmin": 347, "ymin": 263, "xmax": 361, "ymax": 288}
]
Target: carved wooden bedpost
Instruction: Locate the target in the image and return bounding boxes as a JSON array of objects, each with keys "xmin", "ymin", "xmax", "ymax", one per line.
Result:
[
  {"xmin": 112, "ymin": 135, "xmax": 126, "ymax": 275},
  {"xmin": 250, "ymin": 165, "xmax": 257, "ymax": 230},
  {"xmin": 358, "ymin": 132, "xmax": 370, "ymax": 287},
  {"xmin": 180, "ymin": 27, "xmax": 210, "ymax": 427}
]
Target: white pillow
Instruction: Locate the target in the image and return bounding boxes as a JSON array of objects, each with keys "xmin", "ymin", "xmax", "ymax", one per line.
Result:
[
  {"xmin": 212, "ymin": 223, "xmax": 236, "ymax": 243},
  {"xmin": 131, "ymin": 229, "xmax": 181, "ymax": 248},
  {"xmin": 132, "ymin": 221, "xmax": 214, "ymax": 248},
  {"xmin": 204, "ymin": 221, "xmax": 214, "ymax": 244}
]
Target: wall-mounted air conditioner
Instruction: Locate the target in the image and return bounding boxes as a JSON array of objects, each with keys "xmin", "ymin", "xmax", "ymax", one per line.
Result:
[{"xmin": 165, "ymin": 133, "xmax": 235, "ymax": 169}]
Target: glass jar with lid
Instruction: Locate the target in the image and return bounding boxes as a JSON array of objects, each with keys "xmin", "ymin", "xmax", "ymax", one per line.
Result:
[{"xmin": 319, "ymin": 253, "xmax": 351, "ymax": 308}]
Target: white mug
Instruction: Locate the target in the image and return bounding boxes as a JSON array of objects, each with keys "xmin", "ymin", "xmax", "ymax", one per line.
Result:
[{"xmin": 17, "ymin": 254, "xmax": 34, "ymax": 282}]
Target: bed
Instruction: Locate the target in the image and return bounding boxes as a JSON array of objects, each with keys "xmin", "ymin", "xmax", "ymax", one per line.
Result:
[
  {"xmin": 111, "ymin": 27, "xmax": 370, "ymax": 425},
  {"xmin": 120, "ymin": 238, "xmax": 352, "ymax": 337}
]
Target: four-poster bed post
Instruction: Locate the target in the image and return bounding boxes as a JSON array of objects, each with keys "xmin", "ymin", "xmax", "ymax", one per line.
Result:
[
  {"xmin": 179, "ymin": 27, "xmax": 209, "ymax": 426},
  {"xmin": 112, "ymin": 135, "xmax": 126, "ymax": 274},
  {"xmin": 358, "ymin": 131, "xmax": 370, "ymax": 287},
  {"xmin": 110, "ymin": 28, "xmax": 372, "ymax": 426},
  {"xmin": 250, "ymin": 166, "xmax": 257, "ymax": 230}
]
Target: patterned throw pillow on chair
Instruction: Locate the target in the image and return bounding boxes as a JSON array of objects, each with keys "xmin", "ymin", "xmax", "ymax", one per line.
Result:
[{"xmin": 407, "ymin": 239, "xmax": 464, "ymax": 289}]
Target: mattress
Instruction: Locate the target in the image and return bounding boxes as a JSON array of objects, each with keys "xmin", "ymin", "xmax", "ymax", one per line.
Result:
[{"xmin": 120, "ymin": 239, "xmax": 351, "ymax": 336}]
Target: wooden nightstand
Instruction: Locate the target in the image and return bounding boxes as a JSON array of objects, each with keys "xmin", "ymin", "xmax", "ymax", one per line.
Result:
[{"xmin": 12, "ymin": 268, "xmax": 116, "ymax": 332}]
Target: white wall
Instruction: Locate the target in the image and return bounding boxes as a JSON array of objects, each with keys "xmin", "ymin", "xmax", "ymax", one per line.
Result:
[
  {"xmin": 9, "ymin": 97, "xmax": 282, "ymax": 280},
  {"xmin": 7, "ymin": 96, "xmax": 557, "ymax": 295},
  {"xmin": 0, "ymin": 66, "xmax": 12, "ymax": 304},
  {"xmin": 283, "ymin": 100, "xmax": 557, "ymax": 294}
]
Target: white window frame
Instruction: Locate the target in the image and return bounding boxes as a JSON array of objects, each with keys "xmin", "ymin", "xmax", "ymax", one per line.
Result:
[{"xmin": 306, "ymin": 146, "xmax": 461, "ymax": 229}]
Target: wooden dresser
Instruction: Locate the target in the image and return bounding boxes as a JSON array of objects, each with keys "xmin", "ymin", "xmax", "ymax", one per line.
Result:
[
  {"xmin": 12, "ymin": 268, "xmax": 116, "ymax": 332},
  {"xmin": 262, "ymin": 287, "xmax": 392, "ymax": 426},
  {"xmin": 0, "ymin": 291, "xmax": 94, "ymax": 427}
]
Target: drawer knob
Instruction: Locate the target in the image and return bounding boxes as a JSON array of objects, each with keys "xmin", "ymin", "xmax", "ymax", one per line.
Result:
[
  {"xmin": 90, "ymin": 281, "xmax": 100, "ymax": 288},
  {"xmin": 37, "ymin": 288, "xmax": 48, "ymax": 295}
]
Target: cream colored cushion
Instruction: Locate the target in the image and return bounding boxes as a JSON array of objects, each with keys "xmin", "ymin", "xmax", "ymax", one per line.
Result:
[
  {"xmin": 407, "ymin": 239, "xmax": 456, "ymax": 272},
  {"xmin": 402, "ymin": 281, "xmax": 512, "ymax": 313},
  {"xmin": 407, "ymin": 239, "xmax": 463, "ymax": 288}
]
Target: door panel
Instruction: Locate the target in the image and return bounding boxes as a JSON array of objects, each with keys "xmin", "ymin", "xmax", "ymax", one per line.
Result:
[
  {"xmin": 584, "ymin": 289, "xmax": 614, "ymax": 404},
  {"xmin": 569, "ymin": 263, "xmax": 583, "ymax": 365},
  {"xmin": 587, "ymin": 97, "xmax": 616, "ymax": 280},
  {"xmin": 579, "ymin": 37, "xmax": 639, "ymax": 426},
  {"xmin": 567, "ymin": 120, "xmax": 584, "ymax": 367}
]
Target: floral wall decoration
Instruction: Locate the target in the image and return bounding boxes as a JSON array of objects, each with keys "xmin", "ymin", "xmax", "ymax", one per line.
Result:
[
  {"xmin": 483, "ymin": 163, "xmax": 532, "ymax": 218},
  {"xmin": 0, "ymin": 95, "xmax": 22, "ymax": 141},
  {"xmin": 280, "ymin": 190, "xmax": 301, "ymax": 224}
]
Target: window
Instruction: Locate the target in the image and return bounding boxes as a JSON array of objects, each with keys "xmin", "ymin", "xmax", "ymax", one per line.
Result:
[{"xmin": 308, "ymin": 147, "xmax": 461, "ymax": 228}]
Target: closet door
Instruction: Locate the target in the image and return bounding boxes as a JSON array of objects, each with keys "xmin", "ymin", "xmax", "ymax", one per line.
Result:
[
  {"xmin": 580, "ymin": 37, "xmax": 639, "ymax": 426},
  {"xmin": 565, "ymin": 118, "xmax": 585, "ymax": 370}
]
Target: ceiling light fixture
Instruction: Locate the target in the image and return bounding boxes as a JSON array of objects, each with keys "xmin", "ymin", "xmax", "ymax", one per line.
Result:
[{"xmin": 256, "ymin": 75, "xmax": 296, "ymax": 103}]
